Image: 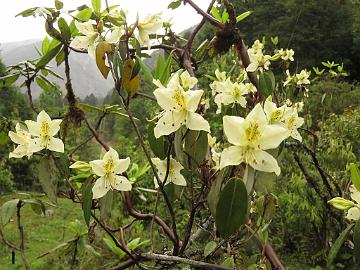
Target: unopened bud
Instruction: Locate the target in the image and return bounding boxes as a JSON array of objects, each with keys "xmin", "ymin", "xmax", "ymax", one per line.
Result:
[{"xmin": 328, "ymin": 197, "xmax": 354, "ymax": 210}]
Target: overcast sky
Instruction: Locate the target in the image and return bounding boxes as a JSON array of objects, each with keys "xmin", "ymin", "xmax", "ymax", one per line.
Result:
[{"xmin": 0, "ymin": 0, "xmax": 210, "ymax": 43}]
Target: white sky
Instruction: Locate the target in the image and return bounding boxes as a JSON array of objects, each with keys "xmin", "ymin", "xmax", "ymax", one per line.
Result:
[{"xmin": 0, "ymin": 0, "xmax": 210, "ymax": 43}]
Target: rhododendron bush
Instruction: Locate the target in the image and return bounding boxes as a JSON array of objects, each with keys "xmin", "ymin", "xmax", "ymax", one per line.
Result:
[{"xmin": 1, "ymin": 0, "xmax": 359, "ymax": 269}]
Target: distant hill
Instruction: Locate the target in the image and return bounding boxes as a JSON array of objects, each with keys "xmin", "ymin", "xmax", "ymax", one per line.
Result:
[{"xmin": 0, "ymin": 39, "xmax": 113, "ymax": 99}]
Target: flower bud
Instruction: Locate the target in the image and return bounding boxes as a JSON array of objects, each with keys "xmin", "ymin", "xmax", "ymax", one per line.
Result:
[{"xmin": 328, "ymin": 197, "xmax": 354, "ymax": 210}]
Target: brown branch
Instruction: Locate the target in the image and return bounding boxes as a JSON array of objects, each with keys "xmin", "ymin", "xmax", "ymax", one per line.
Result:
[
  {"xmin": 82, "ymin": 115, "xmax": 109, "ymax": 151},
  {"xmin": 263, "ymin": 244, "xmax": 285, "ymax": 270},
  {"xmin": 16, "ymin": 200, "xmax": 29, "ymax": 270},
  {"xmin": 186, "ymin": 0, "xmax": 217, "ymax": 49},
  {"xmin": 184, "ymin": 0, "xmax": 224, "ymax": 28},
  {"xmin": 123, "ymin": 191, "xmax": 179, "ymax": 246},
  {"xmin": 140, "ymin": 252, "xmax": 232, "ymax": 270},
  {"xmin": 91, "ymin": 213, "xmax": 142, "ymax": 269}
]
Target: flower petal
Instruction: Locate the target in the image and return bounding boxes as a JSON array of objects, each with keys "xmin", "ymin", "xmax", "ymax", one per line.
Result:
[
  {"xmin": 259, "ymin": 125, "xmax": 288, "ymax": 150},
  {"xmin": 103, "ymin": 147, "xmax": 119, "ymax": 161},
  {"xmin": 350, "ymin": 186, "xmax": 360, "ymax": 204},
  {"xmin": 90, "ymin": 160, "xmax": 106, "ymax": 177},
  {"xmin": 185, "ymin": 112, "xmax": 210, "ymax": 133},
  {"xmin": 185, "ymin": 90, "xmax": 203, "ymax": 112},
  {"xmin": 223, "ymin": 116, "xmax": 245, "ymax": 146},
  {"xmin": 154, "ymin": 88, "xmax": 178, "ymax": 110},
  {"xmin": 27, "ymin": 138, "xmax": 44, "ymax": 153},
  {"xmin": 25, "ymin": 120, "xmax": 41, "ymax": 137},
  {"xmin": 75, "ymin": 20, "xmax": 95, "ymax": 36},
  {"xmin": 346, "ymin": 206, "xmax": 360, "ymax": 221},
  {"xmin": 70, "ymin": 36, "xmax": 92, "ymax": 50},
  {"xmin": 37, "ymin": 110, "xmax": 52, "ymax": 123},
  {"xmin": 92, "ymin": 177, "xmax": 109, "ymax": 199},
  {"xmin": 250, "ymin": 150, "xmax": 281, "ymax": 176},
  {"xmin": 112, "ymin": 175, "xmax": 132, "ymax": 191},
  {"xmin": 154, "ymin": 111, "xmax": 185, "ymax": 138},
  {"xmin": 247, "ymin": 103, "xmax": 267, "ymax": 126},
  {"xmin": 47, "ymin": 137, "xmax": 64, "ymax": 153},
  {"xmin": 50, "ymin": 119, "xmax": 62, "ymax": 136},
  {"xmin": 171, "ymin": 172, "xmax": 187, "ymax": 186},
  {"xmin": 220, "ymin": 146, "xmax": 244, "ymax": 169},
  {"xmin": 113, "ymin": 157, "xmax": 130, "ymax": 174}
]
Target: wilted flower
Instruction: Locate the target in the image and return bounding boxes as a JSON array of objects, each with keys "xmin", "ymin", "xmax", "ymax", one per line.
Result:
[{"xmin": 90, "ymin": 148, "xmax": 132, "ymax": 199}]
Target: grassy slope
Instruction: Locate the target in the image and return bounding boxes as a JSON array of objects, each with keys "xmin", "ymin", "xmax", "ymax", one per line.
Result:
[{"xmin": 0, "ymin": 193, "xmax": 84, "ymax": 270}]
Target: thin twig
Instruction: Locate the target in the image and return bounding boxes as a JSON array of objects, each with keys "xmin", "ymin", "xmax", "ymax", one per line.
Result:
[{"xmin": 16, "ymin": 200, "xmax": 29, "ymax": 270}]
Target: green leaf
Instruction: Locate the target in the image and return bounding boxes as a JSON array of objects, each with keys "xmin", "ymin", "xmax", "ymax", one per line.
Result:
[
  {"xmin": 92, "ymin": 0, "xmax": 101, "ymax": 15},
  {"xmin": 221, "ymin": 10, "xmax": 229, "ymax": 23},
  {"xmin": 0, "ymin": 199, "xmax": 19, "ymax": 226},
  {"xmin": 36, "ymin": 44, "xmax": 62, "ymax": 69},
  {"xmin": 236, "ymin": 11, "xmax": 253, "ymax": 23},
  {"xmin": 55, "ymin": 0, "xmax": 64, "ymax": 10},
  {"xmin": 350, "ymin": 163, "xmax": 360, "ymax": 192},
  {"xmin": 15, "ymin": 7, "xmax": 37, "ymax": 17},
  {"xmin": 84, "ymin": 244, "xmax": 101, "ymax": 257},
  {"xmin": 0, "ymin": 73, "xmax": 20, "ymax": 89},
  {"xmin": 103, "ymin": 237, "xmax": 125, "ymax": 257},
  {"xmin": 58, "ymin": 18, "xmax": 71, "ymax": 41},
  {"xmin": 258, "ymin": 71, "xmax": 275, "ymax": 96},
  {"xmin": 207, "ymin": 169, "xmax": 229, "ymax": 216},
  {"xmin": 82, "ymin": 183, "xmax": 93, "ymax": 227},
  {"xmin": 195, "ymin": 39, "xmax": 209, "ymax": 62},
  {"xmin": 354, "ymin": 219, "xmax": 360, "ymax": 266},
  {"xmin": 216, "ymin": 177, "xmax": 248, "ymax": 237},
  {"xmin": 221, "ymin": 257, "xmax": 235, "ymax": 268},
  {"xmin": 168, "ymin": 0, "xmax": 182, "ymax": 10},
  {"xmin": 147, "ymin": 123, "xmax": 167, "ymax": 159},
  {"xmin": 184, "ymin": 130, "xmax": 208, "ymax": 170},
  {"xmin": 203, "ymin": 241, "xmax": 217, "ymax": 257},
  {"xmin": 75, "ymin": 8, "xmax": 93, "ymax": 22},
  {"xmin": 135, "ymin": 56, "xmax": 154, "ymax": 83},
  {"xmin": 23, "ymin": 199, "xmax": 46, "ymax": 215},
  {"xmin": 210, "ymin": 7, "xmax": 222, "ymax": 22},
  {"xmin": 42, "ymin": 36, "xmax": 50, "ymax": 54},
  {"xmin": 327, "ymin": 223, "xmax": 355, "ymax": 268},
  {"xmin": 35, "ymin": 76, "xmax": 53, "ymax": 91},
  {"xmin": 38, "ymin": 157, "xmax": 58, "ymax": 204},
  {"xmin": 55, "ymin": 50, "xmax": 65, "ymax": 66},
  {"xmin": 160, "ymin": 53, "xmax": 172, "ymax": 85},
  {"xmin": 99, "ymin": 190, "xmax": 113, "ymax": 221}
]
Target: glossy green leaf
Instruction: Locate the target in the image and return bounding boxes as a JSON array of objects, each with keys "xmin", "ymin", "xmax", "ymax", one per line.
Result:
[
  {"xmin": 327, "ymin": 223, "xmax": 355, "ymax": 268},
  {"xmin": 221, "ymin": 257, "xmax": 235, "ymax": 268},
  {"xmin": 75, "ymin": 8, "xmax": 93, "ymax": 22},
  {"xmin": 136, "ymin": 56, "xmax": 154, "ymax": 83},
  {"xmin": 92, "ymin": 0, "xmax": 101, "ymax": 15},
  {"xmin": 184, "ymin": 130, "xmax": 208, "ymax": 170},
  {"xmin": 207, "ymin": 169, "xmax": 229, "ymax": 216},
  {"xmin": 0, "ymin": 73, "xmax": 20, "ymax": 89},
  {"xmin": 36, "ymin": 44, "xmax": 62, "ymax": 69},
  {"xmin": 99, "ymin": 190, "xmax": 113, "ymax": 221},
  {"xmin": 147, "ymin": 123, "xmax": 167, "ymax": 159},
  {"xmin": 216, "ymin": 177, "xmax": 248, "ymax": 237},
  {"xmin": 55, "ymin": 50, "xmax": 65, "ymax": 66},
  {"xmin": 38, "ymin": 157, "xmax": 58, "ymax": 204},
  {"xmin": 82, "ymin": 183, "xmax": 93, "ymax": 227},
  {"xmin": 350, "ymin": 163, "xmax": 360, "ymax": 192},
  {"xmin": 0, "ymin": 199, "xmax": 19, "ymax": 226},
  {"xmin": 35, "ymin": 76, "xmax": 53, "ymax": 91},
  {"xmin": 58, "ymin": 18, "xmax": 71, "ymax": 41},
  {"xmin": 103, "ymin": 237, "xmax": 125, "ymax": 257},
  {"xmin": 42, "ymin": 36, "xmax": 50, "ymax": 54}
]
